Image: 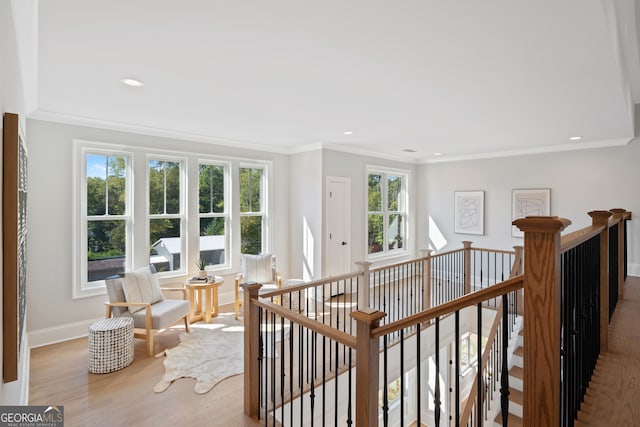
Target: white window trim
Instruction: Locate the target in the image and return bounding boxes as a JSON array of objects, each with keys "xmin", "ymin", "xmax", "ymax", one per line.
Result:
[
  {"xmin": 73, "ymin": 142, "xmax": 133, "ymax": 299},
  {"xmin": 197, "ymin": 159, "xmax": 231, "ymax": 270},
  {"xmin": 73, "ymin": 139, "xmax": 274, "ymax": 298},
  {"xmin": 366, "ymin": 165, "xmax": 410, "ymax": 261},
  {"xmin": 239, "ymin": 163, "xmax": 270, "ymax": 254},
  {"xmin": 146, "ymin": 154, "xmax": 187, "ymax": 278}
]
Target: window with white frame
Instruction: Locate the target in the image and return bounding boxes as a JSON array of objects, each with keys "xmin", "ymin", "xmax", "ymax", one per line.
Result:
[
  {"xmin": 75, "ymin": 141, "xmax": 272, "ymax": 297},
  {"xmin": 239, "ymin": 166, "xmax": 265, "ymax": 254},
  {"xmin": 198, "ymin": 162, "xmax": 229, "ymax": 267},
  {"xmin": 367, "ymin": 169, "xmax": 407, "ymax": 256},
  {"xmin": 148, "ymin": 158, "xmax": 185, "ymax": 273},
  {"xmin": 83, "ymin": 150, "xmax": 131, "ymax": 285}
]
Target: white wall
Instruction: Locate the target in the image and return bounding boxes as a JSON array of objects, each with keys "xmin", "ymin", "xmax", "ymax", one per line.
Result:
[
  {"xmin": 322, "ymin": 149, "xmax": 419, "ymax": 271},
  {"xmin": 25, "ymin": 119, "xmax": 290, "ymax": 346},
  {"xmin": 288, "ymin": 150, "xmax": 323, "ymax": 281},
  {"xmin": 421, "ymin": 142, "xmax": 640, "ymax": 275},
  {"xmin": 0, "ymin": 0, "xmax": 36, "ymax": 404}
]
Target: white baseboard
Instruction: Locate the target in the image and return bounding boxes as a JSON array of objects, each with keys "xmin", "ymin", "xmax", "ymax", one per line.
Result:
[
  {"xmin": 628, "ymin": 263, "xmax": 640, "ymax": 277},
  {"xmin": 28, "ymin": 317, "xmax": 102, "ymax": 349}
]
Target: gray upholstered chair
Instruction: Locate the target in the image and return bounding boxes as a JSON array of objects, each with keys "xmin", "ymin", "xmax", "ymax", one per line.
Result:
[
  {"xmin": 234, "ymin": 253, "xmax": 282, "ymax": 319},
  {"xmin": 105, "ymin": 267, "xmax": 190, "ymax": 356}
]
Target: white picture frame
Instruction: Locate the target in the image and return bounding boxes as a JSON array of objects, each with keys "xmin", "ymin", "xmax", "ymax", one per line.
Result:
[
  {"xmin": 454, "ymin": 191, "xmax": 485, "ymax": 235},
  {"xmin": 512, "ymin": 188, "xmax": 551, "ymax": 237}
]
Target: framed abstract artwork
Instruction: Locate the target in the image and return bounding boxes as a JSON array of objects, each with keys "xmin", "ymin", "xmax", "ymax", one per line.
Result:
[
  {"xmin": 3, "ymin": 112, "xmax": 27, "ymax": 383},
  {"xmin": 454, "ymin": 191, "xmax": 485, "ymax": 235},
  {"xmin": 511, "ymin": 188, "xmax": 551, "ymax": 237}
]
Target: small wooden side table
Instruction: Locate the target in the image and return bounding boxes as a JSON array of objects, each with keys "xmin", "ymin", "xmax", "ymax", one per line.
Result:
[{"xmin": 185, "ymin": 276, "xmax": 224, "ymax": 323}]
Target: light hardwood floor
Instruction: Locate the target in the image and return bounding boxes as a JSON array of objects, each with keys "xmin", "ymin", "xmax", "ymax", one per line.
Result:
[
  {"xmin": 30, "ymin": 279, "xmax": 640, "ymax": 426},
  {"xmin": 575, "ymin": 275, "xmax": 640, "ymax": 426},
  {"xmin": 29, "ymin": 304, "xmax": 260, "ymax": 427}
]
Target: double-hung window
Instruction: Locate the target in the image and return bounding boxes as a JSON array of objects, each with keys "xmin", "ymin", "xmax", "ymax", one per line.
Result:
[
  {"xmin": 148, "ymin": 158, "xmax": 185, "ymax": 273},
  {"xmin": 75, "ymin": 141, "xmax": 272, "ymax": 297},
  {"xmin": 239, "ymin": 166, "xmax": 265, "ymax": 254},
  {"xmin": 198, "ymin": 162, "xmax": 229, "ymax": 267},
  {"xmin": 81, "ymin": 150, "xmax": 131, "ymax": 291},
  {"xmin": 367, "ymin": 168, "xmax": 407, "ymax": 257}
]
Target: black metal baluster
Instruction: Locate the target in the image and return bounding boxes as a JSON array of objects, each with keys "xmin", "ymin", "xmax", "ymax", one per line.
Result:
[
  {"xmin": 271, "ymin": 312, "xmax": 276, "ymax": 427},
  {"xmin": 435, "ymin": 317, "xmax": 441, "ymax": 426},
  {"xmin": 501, "ymin": 295, "xmax": 510, "ymax": 426},
  {"xmin": 280, "ymin": 316, "xmax": 285, "ymax": 425},
  {"xmin": 477, "ymin": 303, "xmax": 483, "ymax": 427},
  {"xmin": 400, "ymin": 328, "xmax": 405, "ymax": 427},
  {"xmin": 417, "ymin": 321, "xmax": 421, "ymax": 427},
  {"xmin": 290, "ymin": 316, "xmax": 294, "ymax": 426},
  {"xmin": 455, "ymin": 310, "xmax": 460, "ymax": 427},
  {"xmin": 258, "ymin": 307, "xmax": 263, "ymax": 421},
  {"xmin": 334, "ymin": 338, "xmax": 338, "ymax": 427},
  {"xmin": 310, "ymin": 331, "xmax": 316, "ymax": 427},
  {"xmin": 347, "ymin": 348, "xmax": 353, "ymax": 426},
  {"xmin": 322, "ymin": 334, "xmax": 326, "ymax": 427},
  {"xmin": 383, "ymin": 335, "xmax": 389, "ymax": 427}
]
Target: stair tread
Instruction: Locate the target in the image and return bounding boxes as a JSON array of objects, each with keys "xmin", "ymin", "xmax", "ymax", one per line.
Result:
[
  {"xmin": 508, "ymin": 387, "xmax": 523, "ymax": 405},
  {"xmin": 513, "ymin": 346, "xmax": 524, "ymax": 357},
  {"xmin": 509, "ymin": 365, "xmax": 523, "ymax": 380},
  {"xmin": 494, "ymin": 411, "xmax": 523, "ymax": 427}
]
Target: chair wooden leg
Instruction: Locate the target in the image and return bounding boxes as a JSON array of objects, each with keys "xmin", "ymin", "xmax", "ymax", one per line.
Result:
[
  {"xmin": 184, "ymin": 316, "xmax": 190, "ymax": 332},
  {"xmin": 147, "ymin": 331, "xmax": 154, "ymax": 356},
  {"xmin": 235, "ymin": 283, "xmax": 240, "ymax": 320}
]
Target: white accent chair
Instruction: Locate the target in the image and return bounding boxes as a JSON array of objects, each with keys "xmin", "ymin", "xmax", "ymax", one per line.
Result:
[
  {"xmin": 105, "ymin": 267, "xmax": 190, "ymax": 356},
  {"xmin": 235, "ymin": 254, "xmax": 282, "ymax": 319}
]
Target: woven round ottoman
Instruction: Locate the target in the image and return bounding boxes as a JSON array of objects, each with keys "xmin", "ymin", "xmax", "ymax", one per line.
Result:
[{"xmin": 88, "ymin": 317, "xmax": 134, "ymax": 374}]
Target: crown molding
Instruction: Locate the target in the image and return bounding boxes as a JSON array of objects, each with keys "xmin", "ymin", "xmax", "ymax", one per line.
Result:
[{"xmin": 422, "ymin": 137, "xmax": 634, "ymax": 164}]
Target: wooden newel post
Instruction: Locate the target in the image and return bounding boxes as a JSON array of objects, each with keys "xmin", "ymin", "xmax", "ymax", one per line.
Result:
[
  {"xmin": 242, "ymin": 283, "xmax": 262, "ymax": 418},
  {"xmin": 610, "ymin": 208, "xmax": 626, "ymax": 301},
  {"xmin": 462, "ymin": 241, "xmax": 473, "ymax": 294},
  {"xmin": 513, "ymin": 216, "xmax": 570, "ymax": 427},
  {"xmin": 420, "ymin": 249, "xmax": 433, "ymax": 310},
  {"xmin": 352, "ymin": 309, "xmax": 386, "ymax": 427},
  {"xmin": 589, "ymin": 210, "xmax": 612, "ymax": 352}
]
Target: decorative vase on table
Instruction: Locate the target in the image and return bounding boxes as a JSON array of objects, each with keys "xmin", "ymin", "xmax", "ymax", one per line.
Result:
[{"xmin": 195, "ymin": 258, "xmax": 208, "ymax": 279}]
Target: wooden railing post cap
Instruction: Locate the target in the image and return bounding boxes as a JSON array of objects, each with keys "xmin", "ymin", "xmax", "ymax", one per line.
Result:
[
  {"xmin": 351, "ymin": 309, "xmax": 386, "ymax": 325},
  {"xmin": 355, "ymin": 260, "xmax": 372, "ymax": 269},
  {"xmin": 462, "ymin": 241, "xmax": 473, "ymax": 248},
  {"xmin": 420, "ymin": 248, "xmax": 433, "ymax": 257},
  {"xmin": 512, "ymin": 216, "xmax": 571, "ymax": 233},
  {"xmin": 240, "ymin": 282, "xmax": 262, "ymax": 295},
  {"xmin": 610, "ymin": 208, "xmax": 626, "ymax": 217},
  {"xmin": 588, "ymin": 210, "xmax": 612, "ymax": 222}
]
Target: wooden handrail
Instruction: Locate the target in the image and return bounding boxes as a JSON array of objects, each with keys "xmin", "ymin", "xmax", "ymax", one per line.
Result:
[
  {"xmin": 258, "ymin": 270, "xmax": 363, "ymax": 298},
  {"xmin": 560, "ymin": 225, "xmax": 605, "ymax": 253},
  {"xmin": 371, "ymin": 275, "xmax": 524, "ymax": 339},
  {"xmin": 469, "ymin": 247, "xmax": 518, "ymax": 255},
  {"xmin": 370, "ymin": 256, "xmax": 430, "ymax": 273},
  {"xmin": 459, "ymin": 301, "xmax": 505, "ymax": 426},
  {"xmin": 254, "ymin": 298, "xmax": 358, "ymax": 348}
]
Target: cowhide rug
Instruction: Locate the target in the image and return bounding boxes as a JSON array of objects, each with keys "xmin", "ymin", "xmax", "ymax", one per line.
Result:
[{"xmin": 154, "ymin": 313, "xmax": 244, "ymax": 394}]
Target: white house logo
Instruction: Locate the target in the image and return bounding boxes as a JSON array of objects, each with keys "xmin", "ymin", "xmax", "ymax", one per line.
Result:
[{"xmin": 0, "ymin": 405, "xmax": 64, "ymax": 426}]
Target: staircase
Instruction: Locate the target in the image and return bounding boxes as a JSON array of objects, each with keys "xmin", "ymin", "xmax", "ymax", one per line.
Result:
[{"xmin": 493, "ymin": 329, "xmax": 524, "ymax": 426}]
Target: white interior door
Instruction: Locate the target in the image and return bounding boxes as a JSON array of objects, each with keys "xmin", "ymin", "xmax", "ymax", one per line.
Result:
[{"xmin": 326, "ymin": 177, "xmax": 350, "ymax": 279}]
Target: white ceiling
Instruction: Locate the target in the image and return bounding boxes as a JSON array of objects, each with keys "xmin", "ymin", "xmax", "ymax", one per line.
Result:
[{"xmin": 32, "ymin": 0, "xmax": 640, "ymax": 163}]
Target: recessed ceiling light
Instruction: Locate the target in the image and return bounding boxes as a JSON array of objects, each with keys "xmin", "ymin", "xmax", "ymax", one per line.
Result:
[
  {"xmin": 402, "ymin": 148, "xmax": 416, "ymax": 153},
  {"xmin": 343, "ymin": 131, "xmax": 353, "ymax": 135},
  {"xmin": 120, "ymin": 78, "xmax": 144, "ymax": 87},
  {"xmin": 434, "ymin": 152, "xmax": 443, "ymax": 156},
  {"xmin": 568, "ymin": 136, "xmax": 582, "ymax": 141}
]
